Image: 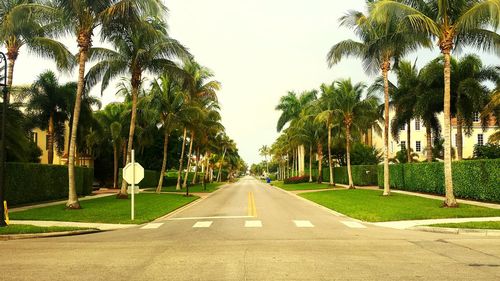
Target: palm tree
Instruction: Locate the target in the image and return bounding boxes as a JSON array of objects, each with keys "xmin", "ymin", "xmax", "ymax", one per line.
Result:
[
  {"xmin": 86, "ymin": 16, "xmax": 190, "ymax": 198},
  {"xmin": 371, "ymin": 0, "xmax": 500, "ymax": 207},
  {"xmin": 330, "ymin": 79, "xmax": 379, "ymax": 189},
  {"xmin": 327, "ymin": 5, "xmax": 430, "ymax": 196},
  {"xmin": 146, "ymin": 74, "xmax": 195, "ymax": 193},
  {"xmin": 51, "ymin": 0, "xmax": 166, "ymax": 208},
  {"xmin": 258, "ymin": 145, "xmax": 270, "ymax": 174},
  {"xmin": 25, "ymin": 70, "xmax": 75, "ymax": 164},
  {"xmin": 94, "ymin": 102, "xmax": 128, "ymax": 188},
  {"xmin": 0, "ymin": 0, "xmax": 73, "ymax": 103},
  {"xmin": 275, "ymin": 90, "xmax": 317, "ymax": 176}
]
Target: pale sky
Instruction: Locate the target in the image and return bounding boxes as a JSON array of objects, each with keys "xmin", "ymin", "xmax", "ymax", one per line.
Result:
[{"xmin": 7, "ymin": 0, "xmax": 499, "ymax": 165}]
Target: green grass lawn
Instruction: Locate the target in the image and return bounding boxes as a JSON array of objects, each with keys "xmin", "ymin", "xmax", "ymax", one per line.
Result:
[
  {"xmin": 300, "ymin": 189, "xmax": 500, "ymax": 222},
  {"xmin": 154, "ymin": 182, "xmax": 224, "ymax": 193},
  {"xmin": 10, "ymin": 193, "xmax": 198, "ymax": 224},
  {"xmin": 272, "ymin": 181, "xmax": 336, "ymax": 191},
  {"xmin": 429, "ymin": 221, "xmax": 500, "ymax": 230},
  {"xmin": 0, "ymin": 224, "xmax": 91, "ymax": 235}
]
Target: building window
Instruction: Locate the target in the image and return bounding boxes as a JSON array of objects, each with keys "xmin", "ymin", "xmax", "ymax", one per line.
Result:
[
  {"xmin": 400, "ymin": 141, "xmax": 406, "ymax": 150},
  {"xmin": 473, "ymin": 112, "xmax": 480, "ymax": 122},
  {"xmin": 400, "ymin": 124, "xmax": 406, "ymax": 131},
  {"xmin": 415, "ymin": 119, "xmax": 420, "ymax": 131},
  {"xmin": 416, "ymin": 141, "xmax": 421, "ymax": 152},
  {"xmin": 477, "ymin": 134, "xmax": 484, "ymax": 146}
]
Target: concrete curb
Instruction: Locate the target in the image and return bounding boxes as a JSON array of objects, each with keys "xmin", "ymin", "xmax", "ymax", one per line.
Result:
[
  {"xmin": 411, "ymin": 226, "xmax": 500, "ymax": 236},
  {"xmin": 0, "ymin": 229, "xmax": 103, "ymax": 241}
]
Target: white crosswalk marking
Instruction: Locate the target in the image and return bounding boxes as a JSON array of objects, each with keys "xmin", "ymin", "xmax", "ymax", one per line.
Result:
[
  {"xmin": 140, "ymin": 223, "xmax": 163, "ymax": 229},
  {"xmin": 341, "ymin": 221, "xmax": 367, "ymax": 229},
  {"xmin": 245, "ymin": 220, "xmax": 262, "ymax": 227},
  {"xmin": 193, "ymin": 221, "xmax": 213, "ymax": 228},
  {"xmin": 293, "ymin": 220, "xmax": 314, "ymax": 228}
]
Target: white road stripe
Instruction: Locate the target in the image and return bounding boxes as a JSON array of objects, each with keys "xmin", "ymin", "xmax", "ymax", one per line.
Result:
[
  {"xmin": 140, "ymin": 223, "xmax": 163, "ymax": 229},
  {"xmin": 341, "ymin": 221, "xmax": 367, "ymax": 229},
  {"xmin": 193, "ymin": 221, "xmax": 213, "ymax": 228},
  {"xmin": 293, "ymin": 220, "xmax": 314, "ymax": 228},
  {"xmin": 167, "ymin": 215, "xmax": 252, "ymax": 221},
  {"xmin": 245, "ymin": 220, "xmax": 262, "ymax": 227}
]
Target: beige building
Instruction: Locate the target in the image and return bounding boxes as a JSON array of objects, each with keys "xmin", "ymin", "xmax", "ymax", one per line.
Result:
[
  {"xmin": 31, "ymin": 124, "xmax": 93, "ymax": 167},
  {"xmin": 370, "ymin": 110, "xmax": 498, "ymax": 161}
]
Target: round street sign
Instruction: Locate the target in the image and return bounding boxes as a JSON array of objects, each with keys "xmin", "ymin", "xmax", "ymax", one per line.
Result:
[{"xmin": 122, "ymin": 162, "xmax": 144, "ymax": 184}]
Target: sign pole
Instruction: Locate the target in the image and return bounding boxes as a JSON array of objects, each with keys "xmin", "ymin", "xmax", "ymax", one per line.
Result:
[{"xmin": 131, "ymin": 149, "xmax": 135, "ymax": 221}]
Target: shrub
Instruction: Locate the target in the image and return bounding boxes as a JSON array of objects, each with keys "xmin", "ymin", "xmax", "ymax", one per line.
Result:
[
  {"xmin": 474, "ymin": 144, "xmax": 500, "ymax": 159},
  {"xmin": 5, "ymin": 163, "xmax": 93, "ymax": 206},
  {"xmin": 377, "ymin": 159, "xmax": 500, "ymax": 202},
  {"xmin": 334, "ymin": 165, "xmax": 378, "ymax": 186},
  {"xmin": 284, "ymin": 176, "xmax": 311, "ymax": 184}
]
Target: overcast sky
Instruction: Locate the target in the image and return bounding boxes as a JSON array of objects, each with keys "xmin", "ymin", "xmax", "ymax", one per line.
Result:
[{"xmin": 8, "ymin": 0, "xmax": 499, "ymax": 165}]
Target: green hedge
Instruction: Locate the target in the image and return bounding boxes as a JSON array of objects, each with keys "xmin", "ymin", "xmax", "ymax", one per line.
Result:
[
  {"xmin": 120, "ymin": 169, "xmax": 206, "ymax": 187},
  {"xmin": 377, "ymin": 159, "xmax": 500, "ymax": 202},
  {"xmin": 5, "ymin": 163, "xmax": 93, "ymax": 206}
]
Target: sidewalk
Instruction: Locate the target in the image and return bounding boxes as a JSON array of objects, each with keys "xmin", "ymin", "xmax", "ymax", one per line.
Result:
[
  {"xmin": 10, "ymin": 193, "xmax": 116, "ymax": 213},
  {"xmin": 371, "ymin": 216, "xmax": 500, "ymax": 230},
  {"xmin": 8, "ymin": 220, "xmax": 135, "ymax": 231}
]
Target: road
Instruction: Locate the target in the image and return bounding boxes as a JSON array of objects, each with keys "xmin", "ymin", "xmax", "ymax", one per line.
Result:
[{"xmin": 1, "ymin": 176, "xmax": 500, "ymax": 280}]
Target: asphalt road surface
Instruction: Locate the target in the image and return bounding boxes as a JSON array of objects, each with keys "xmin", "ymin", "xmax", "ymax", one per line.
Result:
[{"xmin": 1, "ymin": 176, "xmax": 500, "ymax": 280}]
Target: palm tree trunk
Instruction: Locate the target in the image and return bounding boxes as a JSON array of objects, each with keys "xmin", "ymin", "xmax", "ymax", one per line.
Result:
[
  {"xmin": 299, "ymin": 145, "xmax": 305, "ymax": 176},
  {"xmin": 113, "ymin": 143, "xmax": 118, "ymax": 189},
  {"xmin": 67, "ymin": 43, "xmax": 90, "ymax": 209},
  {"xmin": 5, "ymin": 46, "xmax": 17, "ymax": 103},
  {"xmin": 192, "ymin": 147, "xmax": 200, "ymax": 185},
  {"xmin": 442, "ymin": 50, "xmax": 457, "ymax": 207},
  {"xmin": 317, "ymin": 142, "xmax": 323, "ymax": 184},
  {"xmin": 122, "ymin": 142, "xmax": 127, "ymax": 166},
  {"xmin": 456, "ymin": 114, "xmax": 463, "ymax": 160},
  {"xmin": 118, "ymin": 78, "xmax": 140, "ymax": 198},
  {"xmin": 176, "ymin": 127, "xmax": 188, "ymax": 190},
  {"xmin": 309, "ymin": 145, "xmax": 313, "ymax": 182},
  {"xmin": 47, "ymin": 111, "xmax": 54, "ymax": 164},
  {"xmin": 426, "ymin": 126, "xmax": 433, "ymax": 162},
  {"xmin": 382, "ymin": 63, "xmax": 391, "ymax": 196},
  {"xmin": 156, "ymin": 131, "xmax": 169, "ymax": 193},
  {"xmin": 216, "ymin": 147, "xmax": 227, "ymax": 182},
  {"xmin": 328, "ymin": 125, "xmax": 334, "ymax": 186},
  {"xmin": 183, "ymin": 132, "xmax": 195, "ymax": 188},
  {"xmin": 406, "ymin": 120, "xmax": 411, "ymax": 163},
  {"xmin": 286, "ymin": 153, "xmax": 290, "ymax": 179},
  {"xmin": 346, "ymin": 125, "xmax": 354, "ymax": 189}
]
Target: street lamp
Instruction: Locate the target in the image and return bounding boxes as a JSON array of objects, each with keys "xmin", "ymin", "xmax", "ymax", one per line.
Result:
[{"xmin": 0, "ymin": 51, "xmax": 8, "ymax": 227}]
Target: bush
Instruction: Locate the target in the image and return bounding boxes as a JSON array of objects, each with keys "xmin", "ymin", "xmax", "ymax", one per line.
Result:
[
  {"xmin": 334, "ymin": 165, "xmax": 378, "ymax": 186},
  {"xmin": 377, "ymin": 159, "xmax": 500, "ymax": 202},
  {"xmin": 474, "ymin": 143, "xmax": 500, "ymax": 159},
  {"xmin": 284, "ymin": 176, "xmax": 311, "ymax": 184},
  {"xmin": 5, "ymin": 163, "xmax": 93, "ymax": 206}
]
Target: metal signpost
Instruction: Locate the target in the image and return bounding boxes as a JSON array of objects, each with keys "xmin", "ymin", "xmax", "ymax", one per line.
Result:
[{"xmin": 122, "ymin": 150, "xmax": 144, "ymax": 221}]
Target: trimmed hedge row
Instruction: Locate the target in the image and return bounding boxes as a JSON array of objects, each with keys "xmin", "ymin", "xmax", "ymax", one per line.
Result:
[
  {"xmin": 5, "ymin": 162, "xmax": 93, "ymax": 206},
  {"xmin": 119, "ymin": 169, "xmax": 207, "ymax": 187},
  {"xmin": 377, "ymin": 159, "xmax": 500, "ymax": 202}
]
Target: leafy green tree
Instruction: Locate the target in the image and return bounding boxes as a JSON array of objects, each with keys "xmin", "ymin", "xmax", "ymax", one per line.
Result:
[
  {"xmin": 372, "ymin": 0, "xmax": 500, "ymax": 207},
  {"xmin": 51, "ymin": 0, "xmax": 166, "ymax": 208},
  {"xmin": 25, "ymin": 70, "xmax": 75, "ymax": 164},
  {"xmin": 327, "ymin": 4, "xmax": 430, "ymax": 195},
  {"xmin": 86, "ymin": 16, "xmax": 190, "ymax": 197},
  {"xmin": 329, "ymin": 79, "xmax": 379, "ymax": 188}
]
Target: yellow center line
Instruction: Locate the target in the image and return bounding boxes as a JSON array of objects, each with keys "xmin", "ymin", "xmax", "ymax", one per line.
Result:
[{"xmin": 247, "ymin": 191, "xmax": 257, "ymax": 217}]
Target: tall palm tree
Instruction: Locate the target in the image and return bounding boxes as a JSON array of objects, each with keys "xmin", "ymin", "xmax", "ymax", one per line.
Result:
[
  {"xmin": 328, "ymin": 5, "xmax": 430, "ymax": 196},
  {"xmin": 372, "ymin": 0, "xmax": 500, "ymax": 207},
  {"xmin": 316, "ymin": 83, "xmax": 338, "ymax": 186},
  {"xmin": 146, "ymin": 73, "xmax": 196, "ymax": 193},
  {"xmin": 51, "ymin": 0, "xmax": 166, "ymax": 208},
  {"xmin": 258, "ymin": 145, "xmax": 270, "ymax": 174},
  {"xmin": 330, "ymin": 79, "xmax": 379, "ymax": 189},
  {"xmin": 94, "ymin": 102, "xmax": 128, "ymax": 188},
  {"xmin": 25, "ymin": 70, "xmax": 75, "ymax": 164},
  {"xmin": 86, "ymin": 16, "xmax": 190, "ymax": 198},
  {"xmin": 0, "ymin": 0, "xmax": 73, "ymax": 103},
  {"xmin": 275, "ymin": 90, "xmax": 317, "ymax": 176}
]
